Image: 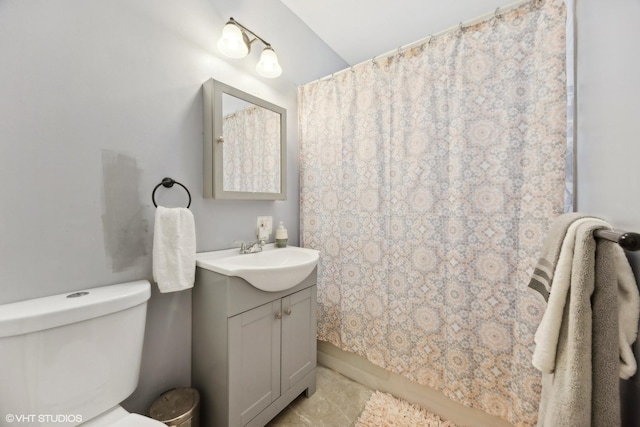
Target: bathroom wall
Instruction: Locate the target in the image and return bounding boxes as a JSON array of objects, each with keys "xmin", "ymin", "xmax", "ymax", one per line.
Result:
[
  {"xmin": 575, "ymin": 0, "xmax": 640, "ymax": 425},
  {"xmin": 0, "ymin": 0, "xmax": 345, "ymax": 413}
]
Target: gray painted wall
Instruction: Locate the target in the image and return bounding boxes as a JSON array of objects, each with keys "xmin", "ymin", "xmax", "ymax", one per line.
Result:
[
  {"xmin": 575, "ymin": 1, "xmax": 640, "ymax": 425},
  {"xmin": 0, "ymin": 0, "xmax": 345, "ymax": 414}
]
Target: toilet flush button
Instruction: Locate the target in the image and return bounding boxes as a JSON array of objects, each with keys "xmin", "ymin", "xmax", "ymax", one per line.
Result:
[{"xmin": 66, "ymin": 292, "xmax": 90, "ymax": 298}]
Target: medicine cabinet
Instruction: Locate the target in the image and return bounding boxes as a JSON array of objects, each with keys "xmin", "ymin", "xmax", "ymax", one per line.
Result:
[{"xmin": 202, "ymin": 78, "xmax": 287, "ymax": 200}]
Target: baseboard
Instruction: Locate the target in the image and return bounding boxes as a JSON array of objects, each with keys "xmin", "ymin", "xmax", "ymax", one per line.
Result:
[{"xmin": 317, "ymin": 341, "xmax": 514, "ymax": 427}]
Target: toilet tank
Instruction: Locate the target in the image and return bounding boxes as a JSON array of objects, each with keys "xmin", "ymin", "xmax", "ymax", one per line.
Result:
[{"xmin": 0, "ymin": 280, "xmax": 151, "ymax": 426}]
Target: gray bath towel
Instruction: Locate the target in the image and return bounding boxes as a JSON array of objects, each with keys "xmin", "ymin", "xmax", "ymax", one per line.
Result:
[{"xmin": 533, "ymin": 217, "xmax": 640, "ymax": 427}]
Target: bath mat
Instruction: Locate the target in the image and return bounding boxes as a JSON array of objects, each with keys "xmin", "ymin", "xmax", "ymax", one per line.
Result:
[{"xmin": 355, "ymin": 391, "xmax": 458, "ymax": 427}]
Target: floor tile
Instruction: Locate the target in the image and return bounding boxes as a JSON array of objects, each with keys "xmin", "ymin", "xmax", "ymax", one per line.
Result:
[{"xmin": 267, "ymin": 366, "xmax": 374, "ymax": 427}]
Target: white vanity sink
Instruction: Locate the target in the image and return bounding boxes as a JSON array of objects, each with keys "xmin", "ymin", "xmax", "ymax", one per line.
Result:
[{"xmin": 196, "ymin": 244, "xmax": 319, "ymax": 292}]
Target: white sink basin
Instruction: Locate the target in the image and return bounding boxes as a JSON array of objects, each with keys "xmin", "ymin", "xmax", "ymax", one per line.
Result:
[{"xmin": 196, "ymin": 244, "xmax": 319, "ymax": 292}]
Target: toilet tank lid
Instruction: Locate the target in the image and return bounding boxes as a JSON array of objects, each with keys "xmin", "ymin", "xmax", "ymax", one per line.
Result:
[{"xmin": 0, "ymin": 280, "xmax": 151, "ymax": 338}]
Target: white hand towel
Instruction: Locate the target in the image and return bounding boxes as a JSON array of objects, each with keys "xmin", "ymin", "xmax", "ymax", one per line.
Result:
[{"xmin": 152, "ymin": 206, "xmax": 196, "ymax": 293}]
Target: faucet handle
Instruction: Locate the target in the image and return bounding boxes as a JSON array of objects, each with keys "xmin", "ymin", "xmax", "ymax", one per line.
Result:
[{"xmin": 233, "ymin": 240, "xmax": 247, "ymax": 253}]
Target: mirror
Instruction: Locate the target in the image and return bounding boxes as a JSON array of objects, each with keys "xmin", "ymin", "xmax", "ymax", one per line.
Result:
[{"xmin": 202, "ymin": 78, "xmax": 287, "ymax": 200}]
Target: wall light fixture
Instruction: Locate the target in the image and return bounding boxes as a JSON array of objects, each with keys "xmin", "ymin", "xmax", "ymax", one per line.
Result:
[{"xmin": 217, "ymin": 17, "xmax": 282, "ymax": 78}]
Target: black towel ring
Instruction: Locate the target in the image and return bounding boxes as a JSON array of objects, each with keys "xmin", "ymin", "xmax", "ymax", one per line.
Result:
[{"xmin": 152, "ymin": 177, "xmax": 191, "ymax": 208}]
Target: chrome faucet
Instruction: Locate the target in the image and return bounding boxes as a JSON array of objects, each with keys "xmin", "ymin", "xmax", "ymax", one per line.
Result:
[{"xmin": 234, "ymin": 239, "xmax": 265, "ymax": 254}]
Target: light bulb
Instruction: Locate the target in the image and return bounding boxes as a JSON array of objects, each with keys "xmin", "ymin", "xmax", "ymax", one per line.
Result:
[
  {"xmin": 217, "ymin": 22, "xmax": 250, "ymax": 58},
  {"xmin": 256, "ymin": 47, "xmax": 282, "ymax": 78}
]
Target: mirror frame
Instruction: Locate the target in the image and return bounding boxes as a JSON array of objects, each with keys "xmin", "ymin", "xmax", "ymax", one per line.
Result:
[{"xmin": 202, "ymin": 78, "xmax": 287, "ymax": 200}]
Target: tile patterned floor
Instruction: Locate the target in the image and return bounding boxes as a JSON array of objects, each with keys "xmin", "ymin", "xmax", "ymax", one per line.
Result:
[{"xmin": 267, "ymin": 366, "xmax": 374, "ymax": 427}]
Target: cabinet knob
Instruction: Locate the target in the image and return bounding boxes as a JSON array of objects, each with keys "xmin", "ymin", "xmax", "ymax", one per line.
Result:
[
  {"xmin": 285, "ymin": 308, "xmax": 292, "ymax": 316},
  {"xmin": 275, "ymin": 312, "xmax": 282, "ymax": 320},
  {"xmin": 216, "ymin": 136, "xmax": 224, "ymax": 143}
]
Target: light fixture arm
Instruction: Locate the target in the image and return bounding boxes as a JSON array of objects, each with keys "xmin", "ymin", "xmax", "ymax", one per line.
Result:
[{"xmin": 228, "ymin": 17, "xmax": 273, "ymax": 50}]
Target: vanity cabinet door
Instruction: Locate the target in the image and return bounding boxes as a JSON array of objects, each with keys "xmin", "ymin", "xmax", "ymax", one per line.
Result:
[
  {"xmin": 228, "ymin": 300, "xmax": 281, "ymax": 426},
  {"xmin": 281, "ymin": 287, "xmax": 317, "ymax": 391}
]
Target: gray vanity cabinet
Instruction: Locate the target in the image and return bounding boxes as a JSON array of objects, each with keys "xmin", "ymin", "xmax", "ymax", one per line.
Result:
[
  {"xmin": 280, "ymin": 289, "xmax": 316, "ymax": 389},
  {"xmin": 192, "ymin": 267, "xmax": 317, "ymax": 427},
  {"xmin": 228, "ymin": 299, "xmax": 281, "ymax": 425}
]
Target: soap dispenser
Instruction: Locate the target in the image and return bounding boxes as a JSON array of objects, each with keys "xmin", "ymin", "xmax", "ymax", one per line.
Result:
[{"xmin": 275, "ymin": 221, "xmax": 288, "ymax": 248}]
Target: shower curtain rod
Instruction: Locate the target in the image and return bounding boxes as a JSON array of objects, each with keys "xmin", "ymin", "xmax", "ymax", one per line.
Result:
[
  {"xmin": 311, "ymin": 0, "xmax": 537, "ymax": 84},
  {"xmin": 594, "ymin": 229, "xmax": 640, "ymax": 251}
]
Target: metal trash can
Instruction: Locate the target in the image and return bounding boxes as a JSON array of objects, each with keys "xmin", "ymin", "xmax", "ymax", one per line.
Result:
[{"xmin": 149, "ymin": 388, "xmax": 200, "ymax": 427}]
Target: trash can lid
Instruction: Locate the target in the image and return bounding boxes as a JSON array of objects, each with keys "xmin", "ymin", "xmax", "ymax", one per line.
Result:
[{"xmin": 149, "ymin": 388, "xmax": 199, "ymax": 424}]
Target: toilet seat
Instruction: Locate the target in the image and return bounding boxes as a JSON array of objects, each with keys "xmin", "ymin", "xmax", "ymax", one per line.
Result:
[{"xmin": 108, "ymin": 414, "xmax": 166, "ymax": 426}]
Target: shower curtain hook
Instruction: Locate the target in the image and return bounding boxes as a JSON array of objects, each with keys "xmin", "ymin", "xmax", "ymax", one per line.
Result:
[
  {"xmin": 459, "ymin": 22, "xmax": 464, "ymax": 32},
  {"xmin": 428, "ymin": 34, "xmax": 433, "ymax": 45},
  {"xmin": 495, "ymin": 7, "xmax": 500, "ymax": 18}
]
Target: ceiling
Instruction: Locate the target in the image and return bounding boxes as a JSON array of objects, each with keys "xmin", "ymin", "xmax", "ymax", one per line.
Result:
[{"xmin": 280, "ymin": 0, "xmax": 512, "ymax": 66}]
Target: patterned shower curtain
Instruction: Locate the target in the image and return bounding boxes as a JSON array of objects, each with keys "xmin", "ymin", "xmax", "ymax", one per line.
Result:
[
  {"xmin": 222, "ymin": 105, "xmax": 281, "ymax": 193},
  {"xmin": 298, "ymin": 1, "xmax": 567, "ymax": 426}
]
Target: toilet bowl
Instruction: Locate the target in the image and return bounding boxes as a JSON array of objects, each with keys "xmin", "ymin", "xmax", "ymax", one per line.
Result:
[{"xmin": 0, "ymin": 280, "xmax": 165, "ymax": 426}]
